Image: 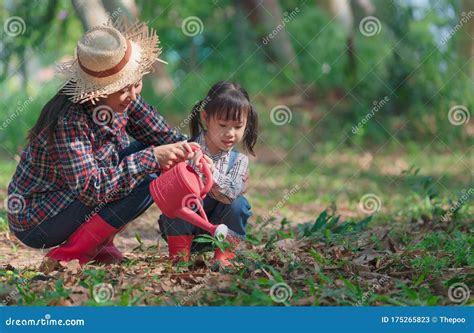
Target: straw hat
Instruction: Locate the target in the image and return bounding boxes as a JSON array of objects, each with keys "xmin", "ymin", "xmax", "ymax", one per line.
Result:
[{"xmin": 56, "ymin": 17, "xmax": 167, "ymax": 104}]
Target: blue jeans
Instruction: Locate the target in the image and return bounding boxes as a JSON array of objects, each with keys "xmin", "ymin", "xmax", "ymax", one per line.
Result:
[
  {"xmin": 14, "ymin": 141, "xmax": 157, "ymax": 249},
  {"xmin": 158, "ymin": 195, "xmax": 252, "ymax": 252}
]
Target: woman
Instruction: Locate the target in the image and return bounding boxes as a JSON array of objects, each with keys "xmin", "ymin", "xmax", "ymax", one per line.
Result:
[{"xmin": 6, "ymin": 18, "xmax": 211, "ymax": 265}]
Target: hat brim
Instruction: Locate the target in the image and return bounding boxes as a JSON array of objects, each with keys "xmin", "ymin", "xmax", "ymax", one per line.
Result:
[{"xmin": 56, "ymin": 17, "xmax": 165, "ymax": 104}]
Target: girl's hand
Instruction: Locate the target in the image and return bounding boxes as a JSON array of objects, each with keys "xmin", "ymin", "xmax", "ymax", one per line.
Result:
[
  {"xmin": 193, "ymin": 152, "xmax": 215, "ymax": 173},
  {"xmin": 201, "ymin": 154, "xmax": 215, "ymax": 173},
  {"xmin": 242, "ymin": 171, "xmax": 249, "ymax": 193},
  {"xmin": 153, "ymin": 141, "xmax": 200, "ymax": 170}
]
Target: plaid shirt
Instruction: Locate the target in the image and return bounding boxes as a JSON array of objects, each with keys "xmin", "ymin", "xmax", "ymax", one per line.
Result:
[
  {"xmin": 193, "ymin": 131, "xmax": 249, "ymax": 204},
  {"xmin": 7, "ymin": 95, "xmax": 186, "ymax": 232}
]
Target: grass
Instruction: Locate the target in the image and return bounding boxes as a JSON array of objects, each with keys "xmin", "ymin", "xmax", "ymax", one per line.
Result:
[
  {"xmin": 251, "ymin": 144, "xmax": 471, "ymax": 225},
  {"xmin": 0, "ymin": 143, "xmax": 472, "ymax": 306},
  {"xmin": 0, "ymin": 208, "xmax": 471, "ymax": 306}
]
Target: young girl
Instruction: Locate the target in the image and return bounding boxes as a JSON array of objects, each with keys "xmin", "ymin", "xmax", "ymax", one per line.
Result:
[{"xmin": 158, "ymin": 81, "xmax": 258, "ymax": 267}]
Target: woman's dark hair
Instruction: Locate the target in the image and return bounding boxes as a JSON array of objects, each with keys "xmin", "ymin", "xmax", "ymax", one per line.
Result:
[
  {"xmin": 190, "ymin": 80, "xmax": 258, "ymax": 156},
  {"xmin": 27, "ymin": 90, "xmax": 73, "ymax": 152}
]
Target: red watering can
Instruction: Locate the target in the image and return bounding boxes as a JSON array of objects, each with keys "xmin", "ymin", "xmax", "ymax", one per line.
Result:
[{"xmin": 149, "ymin": 148, "xmax": 229, "ymax": 240}]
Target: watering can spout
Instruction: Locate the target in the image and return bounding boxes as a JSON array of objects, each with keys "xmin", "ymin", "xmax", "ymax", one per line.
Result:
[
  {"xmin": 149, "ymin": 147, "xmax": 229, "ymax": 240},
  {"xmin": 174, "ymin": 205, "xmax": 212, "ymax": 234},
  {"xmin": 174, "ymin": 204, "xmax": 229, "ymax": 240}
]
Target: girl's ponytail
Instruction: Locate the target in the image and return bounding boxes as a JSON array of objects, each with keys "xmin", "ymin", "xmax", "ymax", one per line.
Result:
[
  {"xmin": 189, "ymin": 99, "xmax": 205, "ymax": 139},
  {"xmin": 243, "ymin": 105, "xmax": 258, "ymax": 156}
]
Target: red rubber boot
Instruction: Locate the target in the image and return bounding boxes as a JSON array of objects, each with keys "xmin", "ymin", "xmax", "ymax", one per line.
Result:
[
  {"xmin": 168, "ymin": 235, "xmax": 194, "ymax": 262},
  {"xmin": 46, "ymin": 214, "xmax": 119, "ymax": 265},
  {"xmin": 92, "ymin": 228, "xmax": 125, "ymax": 264},
  {"xmin": 213, "ymin": 237, "xmax": 240, "ymax": 268}
]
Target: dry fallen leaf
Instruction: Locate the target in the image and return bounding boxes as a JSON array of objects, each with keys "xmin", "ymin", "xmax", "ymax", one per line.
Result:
[
  {"xmin": 38, "ymin": 257, "xmax": 62, "ymax": 274},
  {"xmin": 67, "ymin": 285, "xmax": 90, "ymax": 305},
  {"xmin": 274, "ymin": 238, "xmax": 307, "ymax": 252}
]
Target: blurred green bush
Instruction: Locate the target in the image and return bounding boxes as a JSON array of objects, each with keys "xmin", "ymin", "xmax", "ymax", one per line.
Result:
[{"xmin": 0, "ymin": 0, "xmax": 472, "ymax": 157}]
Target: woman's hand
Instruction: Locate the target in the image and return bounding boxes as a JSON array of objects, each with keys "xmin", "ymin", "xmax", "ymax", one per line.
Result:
[{"xmin": 153, "ymin": 141, "xmax": 200, "ymax": 170}]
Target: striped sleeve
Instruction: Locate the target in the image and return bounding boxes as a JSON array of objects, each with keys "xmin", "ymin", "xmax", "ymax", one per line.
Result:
[{"xmin": 209, "ymin": 153, "xmax": 249, "ymax": 204}]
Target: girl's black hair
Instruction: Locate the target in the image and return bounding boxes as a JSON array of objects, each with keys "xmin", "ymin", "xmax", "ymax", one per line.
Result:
[
  {"xmin": 27, "ymin": 90, "xmax": 73, "ymax": 153},
  {"xmin": 190, "ymin": 80, "xmax": 258, "ymax": 156}
]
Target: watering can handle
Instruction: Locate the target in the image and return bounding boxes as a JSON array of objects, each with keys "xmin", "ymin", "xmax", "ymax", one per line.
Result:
[
  {"xmin": 199, "ymin": 158, "xmax": 213, "ymax": 196},
  {"xmin": 190, "ymin": 146, "xmax": 213, "ymax": 196}
]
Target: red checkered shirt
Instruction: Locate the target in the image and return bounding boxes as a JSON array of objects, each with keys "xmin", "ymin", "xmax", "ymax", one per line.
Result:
[{"xmin": 7, "ymin": 95, "xmax": 187, "ymax": 232}]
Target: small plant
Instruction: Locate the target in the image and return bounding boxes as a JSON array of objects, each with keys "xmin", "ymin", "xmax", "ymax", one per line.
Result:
[
  {"xmin": 193, "ymin": 234, "xmax": 232, "ymax": 253},
  {"xmin": 297, "ymin": 210, "xmax": 371, "ymax": 238},
  {"xmin": 0, "ymin": 216, "xmax": 9, "ymax": 233},
  {"xmin": 401, "ymin": 165, "xmax": 447, "ymax": 222},
  {"xmin": 132, "ymin": 233, "xmax": 145, "ymax": 252}
]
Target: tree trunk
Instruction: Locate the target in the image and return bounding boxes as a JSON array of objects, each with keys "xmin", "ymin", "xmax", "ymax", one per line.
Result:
[
  {"xmin": 72, "ymin": 0, "xmax": 109, "ymax": 30},
  {"xmin": 240, "ymin": 0, "xmax": 300, "ymax": 73},
  {"xmin": 319, "ymin": 0, "xmax": 356, "ymax": 76},
  {"xmin": 352, "ymin": 0, "xmax": 375, "ymax": 17},
  {"xmin": 458, "ymin": 0, "xmax": 474, "ymax": 78},
  {"xmin": 102, "ymin": 0, "xmax": 137, "ymax": 20},
  {"xmin": 319, "ymin": 0, "xmax": 353, "ymax": 37},
  {"xmin": 19, "ymin": 49, "xmax": 28, "ymax": 92}
]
